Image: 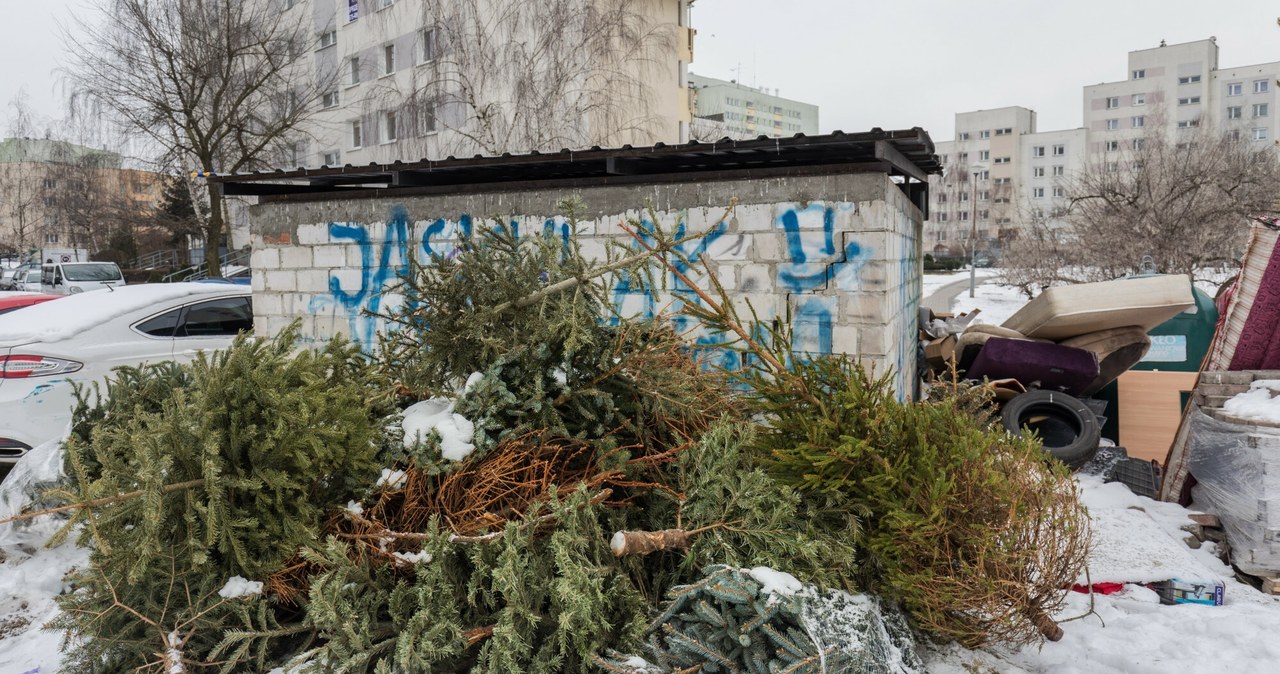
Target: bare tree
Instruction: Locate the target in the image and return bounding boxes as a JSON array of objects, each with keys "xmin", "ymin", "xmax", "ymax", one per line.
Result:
[
  {"xmin": 63, "ymin": 0, "xmax": 335, "ymax": 277},
  {"xmin": 0, "ymin": 94, "xmax": 48, "ymax": 257},
  {"xmin": 363, "ymin": 0, "xmax": 677, "ymax": 158},
  {"xmin": 1003, "ymin": 120, "xmax": 1280, "ymax": 287}
]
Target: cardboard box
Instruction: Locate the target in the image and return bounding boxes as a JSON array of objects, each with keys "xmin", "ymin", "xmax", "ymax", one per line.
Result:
[
  {"xmin": 1149, "ymin": 578, "xmax": 1225, "ymax": 606},
  {"xmin": 924, "ymin": 334, "xmax": 957, "ymax": 370}
]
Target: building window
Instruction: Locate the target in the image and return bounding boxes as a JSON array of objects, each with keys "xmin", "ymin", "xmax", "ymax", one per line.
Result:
[
  {"xmin": 959, "ymin": 211, "xmax": 970, "ymax": 221},
  {"xmin": 958, "ymin": 131, "xmax": 971, "ymax": 141},
  {"xmin": 382, "ymin": 111, "xmax": 398, "ymax": 142},
  {"xmin": 1052, "ymin": 144, "xmax": 1065, "ymax": 156},
  {"xmin": 979, "ymin": 190, "xmax": 990, "ymax": 201},
  {"xmin": 1033, "ymin": 166, "xmax": 1045, "ymax": 177},
  {"xmin": 1105, "ymin": 119, "xmax": 1119, "ymax": 130},
  {"xmin": 318, "ymin": 30, "xmax": 336, "ymax": 49},
  {"xmin": 979, "ymin": 150, "xmax": 990, "ymax": 161},
  {"xmin": 45, "ymin": 233, "xmax": 59, "ymax": 244},
  {"xmin": 350, "ymin": 120, "xmax": 363, "ymax": 148},
  {"xmin": 994, "ymin": 177, "xmax": 1010, "ymax": 185},
  {"xmin": 1131, "ymin": 116, "xmax": 1145, "ymax": 128},
  {"xmin": 416, "ymin": 99, "xmax": 438, "ymax": 135},
  {"xmin": 1132, "ymin": 69, "xmax": 1145, "ymax": 80},
  {"xmin": 937, "ymin": 193, "xmax": 948, "ymax": 203},
  {"xmin": 1106, "ymin": 97, "xmax": 1120, "ymax": 109},
  {"xmin": 322, "ymin": 150, "xmax": 341, "ymax": 166},
  {"xmin": 1230, "ymin": 130, "xmax": 1242, "ymax": 141},
  {"xmin": 978, "ymin": 170, "xmax": 990, "ymax": 180},
  {"xmin": 383, "ymin": 44, "xmax": 396, "ymax": 75},
  {"xmin": 1256, "ymin": 80, "xmax": 1270, "ymax": 94},
  {"xmin": 995, "ymin": 127, "xmax": 1013, "ymax": 136},
  {"xmin": 1177, "ymin": 96, "xmax": 1201, "ymax": 106},
  {"xmin": 1105, "ymin": 140, "xmax": 1120, "ymax": 151},
  {"xmin": 1228, "ymin": 106, "xmax": 1243, "ymax": 120},
  {"xmin": 1255, "ymin": 103, "xmax": 1269, "ymax": 118},
  {"xmin": 1253, "ymin": 127, "xmax": 1269, "ymax": 141},
  {"xmin": 1032, "ymin": 145, "xmax": 1045, "ymax": 157},
  {"xmin": 978, "ymin": 210, "xmax": 989, "ymax": 220},
  {"xmin": 937, "ymin": 213, "xmax": 948, "ymax": 222},
  {"xmin": 420, "ymin": 28, "xmax": 438, "ymax": 62},
  {"xmin": 1132, "ymin": 138, "xmax": 1145, "ymax": 150},
  {"xmin": 348, "ymin": 56, "xmax": 361, "ymax": 85},
  {"xmin": 1133, "ymin": 93, "xmax": 1146, "ymax": 106},
  {"xmin": 1228, "ymin": 82, "xmax": 1243, "ymax": 96},
  {"xmin": 1177, "ymin": 119, "xmax": 1200, "ymax": 128},
  {"xmin": 375, "ymin": 0, "xmax": 395, "ymax": 8},
  {"xmin": 1053, "ymin": 186, "xmax": 1065, "ymax": 198},
  {"xmin": 959, "ymin": 192, "xmax": 969, "ymax": 202},
  {"xmin": 993, "ymin": 156, "xmax": 1010, "ymax": 164},
  {"xmin": 1053, "ymin": 165, "xmax": 1064, "ymax": 176},
  {"xmin": 42, "ymin": 178, "xmax": 56, "ymax": 189},
  {"xmin": 322, "ymin": 90, "xmax": 339, "ymax": 108},
  {"xmin": 979, "ymin": 130, "xmax": 990, "ymax": 139},
  {"xmin": 1033, "ymin": 187, "xmax": 1045, "ymax": 198},
  {"xmin": 347, "ymin": 0, "xmax": 359, "ymax": 22},
  {"xmin": 1177, "ymin": 75, "xmax": 1201, "ymax": 85},
  {"xmin": 957, "ymin": 152, "xmax": 969, "ymax": 162}
]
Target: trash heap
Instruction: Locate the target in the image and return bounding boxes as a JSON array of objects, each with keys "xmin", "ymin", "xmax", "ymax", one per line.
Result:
[{"xmin": 32, "ymin": 212, "xmax": 1091, "ymax": 673}]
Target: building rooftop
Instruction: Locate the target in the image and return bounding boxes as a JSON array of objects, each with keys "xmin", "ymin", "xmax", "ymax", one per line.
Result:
[{"xmin": 211, "ymin": 129, "xmax": 942, "ymax": 202}]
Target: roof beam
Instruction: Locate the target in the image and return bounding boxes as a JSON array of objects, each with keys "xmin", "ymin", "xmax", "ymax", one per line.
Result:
[{"xmin": 874, "ymin": 140, "xmax": 928, "ymax": 183}]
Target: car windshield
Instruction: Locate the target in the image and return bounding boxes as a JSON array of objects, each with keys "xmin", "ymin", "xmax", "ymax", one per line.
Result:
[{"xmin": 63, "ymin": 263, "xmax": 123, "ymax": 282}]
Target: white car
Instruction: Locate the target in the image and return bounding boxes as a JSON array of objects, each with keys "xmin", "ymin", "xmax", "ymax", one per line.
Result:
[{"xmin": 0, "ymin": 283, "xmax": 253, "ymax": 462}]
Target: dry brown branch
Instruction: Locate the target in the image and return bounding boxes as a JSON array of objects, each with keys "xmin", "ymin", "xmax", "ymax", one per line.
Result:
[{"xmin": 0, "ymin": 478, "xmax": 205, "ymax": 526}]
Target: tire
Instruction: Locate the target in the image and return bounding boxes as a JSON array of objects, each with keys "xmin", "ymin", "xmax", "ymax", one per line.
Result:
[{"xmin": 1001, "ymin": 390, "xmax": 1101, "ymax": 470}]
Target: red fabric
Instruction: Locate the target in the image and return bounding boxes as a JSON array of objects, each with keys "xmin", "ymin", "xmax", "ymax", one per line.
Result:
[
  {"xmin": 1229, "ymin": 223, "xmax": 1280, "ymax": 370},
  {"xmin": 1070, "ymin": 582, "xmax": 1127, "ymax": 595}
]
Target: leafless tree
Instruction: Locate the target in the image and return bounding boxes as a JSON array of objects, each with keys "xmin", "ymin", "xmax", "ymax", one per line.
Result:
[
  {"xmin": 1002, "ymin": 120, "xmax": 1280, "ymax": 288},
  {"xmin": 63, "ymin": 0, "xmax": 336, "ymax": 277},
  {"xmin": 0, "ymin": 94, "xmax": 48, "ymax": 256},
  {"xmin": 358, "ymin": 0, "xmax": 676, "ymax": 158}
]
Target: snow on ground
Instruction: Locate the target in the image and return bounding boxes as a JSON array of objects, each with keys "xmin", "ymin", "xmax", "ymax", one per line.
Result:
[
  {"xmin": 1222, "ymin": 383, "xmax": 1280, "ymax": 424},
  {"xmin": 922, "ymin": 269, "xmax": 997, "ymax": 298},
  {"xmin": 949, "ymin": 275, "xmax": 1032, "ymax": 327}
]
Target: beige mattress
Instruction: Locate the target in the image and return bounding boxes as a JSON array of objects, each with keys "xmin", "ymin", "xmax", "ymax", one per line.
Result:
[{"xmin": 1001, "ymin": 275, "xmax": 1195, "ymax": 341}]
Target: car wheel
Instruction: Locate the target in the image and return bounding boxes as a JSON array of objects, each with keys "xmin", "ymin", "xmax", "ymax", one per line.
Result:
[{"xmin": 1001, "ymin": 390, "xmax": 1101, "ymax": 470}]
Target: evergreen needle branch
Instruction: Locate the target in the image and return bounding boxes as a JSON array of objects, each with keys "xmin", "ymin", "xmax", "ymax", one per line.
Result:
[{"xmin": 0, "ymin": 478, "xmax": 206, "ymax": 526}]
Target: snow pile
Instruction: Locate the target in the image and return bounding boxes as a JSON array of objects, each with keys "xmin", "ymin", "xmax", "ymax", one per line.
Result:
[
  {"xmin": 747, "ymin": 566, "xmax": 804, "ymax": 596},
  {"xmin": 400, "ymin": 397, "xmax": 476, "ymax": 460},
  {"xmin": 1223, "ymin": 385, "xmax": 1280, "ymax": 424},
  {"xmin": 949, "ymin": 277, "xmax": 1031, "ymax": 327},
  {"xmin": 375, "ymin": 468, "xmax": 407, "ymax": 489},
  {"xmin": 217, "ymin": 576, "xmax": 264, "ymax": 599},
  {"xmin": 392, "ymin": 550, "xmax": 433, "ymax": 566}
]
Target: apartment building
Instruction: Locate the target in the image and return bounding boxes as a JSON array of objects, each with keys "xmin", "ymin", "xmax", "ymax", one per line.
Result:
[
  {"xmin": 926, "ymin": 37, "xmax": 1280, "ymax": 257},
  {"xmin": 687, "ymin": 73, "xmax": 819, "ymax": 140},
  {"xmin": 276, "ymin": 0, "xmax": 695, "ymax": 169}
]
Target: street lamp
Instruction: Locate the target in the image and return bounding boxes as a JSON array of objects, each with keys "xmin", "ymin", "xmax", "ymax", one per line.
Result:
[{"xmin": 968, "ymin": 164, "xmax": 986, "ymax": 298}]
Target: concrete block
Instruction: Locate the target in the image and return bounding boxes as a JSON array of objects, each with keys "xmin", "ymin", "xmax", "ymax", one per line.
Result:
[
  {"xmin": 578, "ymin": 238, "xmax": 608, "ymax": 262},
  {"xmin": 329, "ymin": 269, "xmax": 364, "ymax": 294},
  {"xmin": 279, "ymin": 247, "xmax": 313, "ymax": 269},
  {"xmin": 841, "ymin": 292, "xmax": 887, "ymax": 322},
  {"xmin": 832, "ymin": 324, "xmax": 859, "ymax": 355},
  {"xmin": 264, "ymin": 270, "xmax": 297, "ymax": 292},
  {"xmin": 297, "ymin": 269, "xmax": 332, "ymax": 293},
  {"xmin": 752, "ymin": 233, "xmax": 785, "ymax": 262},
  {"xmin": 712, "ymin": 263, "xmax": 738, "ymax": 291},
  {"xmin": 705, "ymin": 234, "xmax": 751, "ymax": 261},
  {"xmin": 296, "ymin": 223, "xmax": 331, "ymax": 245},
  {"xmin": 347, "ymin": 245, "xmax": 372, "ymax": 268},
  {"xmin": 312, "ymin": 245, "xmax": 347, "ymax": 268},
  {"xmin": 250, "ymin": 248, "xmax": 280, "ymax": 270},
  {"xmin": 254, "ymin": 293, "xmax": 284, "ymax": 316},
  {"xmin": 858, "ymin": 326, "xmax": 892, "ymax": 356},
  {"xmin": 251, "ymin": 270, "xmax": 267, "ymax": 292},
  {"xmin": 738, "ymin": 264, "xmax": 773, "ymax": 293},
  {"xmin": 734, "ymin": 204, "xmax": 774, "ymax": 232}
]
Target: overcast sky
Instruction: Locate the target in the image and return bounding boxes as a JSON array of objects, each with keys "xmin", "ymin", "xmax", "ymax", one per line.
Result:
[{"xmin": 3, "ymin": 1, "xmax": 1279, "ymax": 143}]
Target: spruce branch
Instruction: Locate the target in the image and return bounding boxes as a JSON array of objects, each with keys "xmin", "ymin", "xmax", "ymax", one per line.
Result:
[{"xmin": 0, "ymin": 478, "xmax": 206, "ymax": 526}]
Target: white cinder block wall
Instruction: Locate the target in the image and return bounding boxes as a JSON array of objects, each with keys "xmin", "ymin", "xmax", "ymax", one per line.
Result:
[{"xmin": 248, "ymin": 172, "xmax": 923, "ymax": 397}]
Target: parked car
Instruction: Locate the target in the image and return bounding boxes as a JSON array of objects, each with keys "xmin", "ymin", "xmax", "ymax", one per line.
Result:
[
  {"xmin": 10, "ymin": 268, "xmax": 43, "ymax": 293},
  {"xmin": 0, "ymin": 283, "xmax": 253, "ymax": 462},
  {"xmin": 0, "ymin": 293, "xmax": 61, "ymax": 316},
  {"xmin": 0, "ymin": 268, "xmax": 17, "ymax": 291},
  {"xmin": 40, "ymin": 261, "xmax": 126, "ymax": 295}
]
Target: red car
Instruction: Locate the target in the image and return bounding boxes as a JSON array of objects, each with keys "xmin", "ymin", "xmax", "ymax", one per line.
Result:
[{"xmin": 0, "ymin": 293, "xmax": 61, "ymax": 316}]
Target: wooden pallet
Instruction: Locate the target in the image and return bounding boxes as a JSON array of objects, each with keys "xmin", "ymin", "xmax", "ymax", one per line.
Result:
[{"xmin": 1263, "ymin": 577, "xmax": 1280, "ymax": 595}]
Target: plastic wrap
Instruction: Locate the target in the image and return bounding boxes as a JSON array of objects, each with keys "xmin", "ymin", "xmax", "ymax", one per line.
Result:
[
  {"xmin": 0, "ymin": 432, "xmax": 71, "ymax": 558},
  {"xmin": 1186, "ymin": 408, "xmax": 1280, "ymax": 575}
]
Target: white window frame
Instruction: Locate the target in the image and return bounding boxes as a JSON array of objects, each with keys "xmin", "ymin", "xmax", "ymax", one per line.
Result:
[
  {"xmin": 1132, "ymin": 69, "xmax": 1145, "ymax": 80},
  {"xmin": 347, "ymin": 56, "xmax": 361, "ymax": 86},
  {"xmin": 1053, "ymin": 186, "xmax": 1065, "ymax": 198},
  {"xmin": 322, "ymin": 90, "xmax": 339, "ymax": 109},
  {"xmin": 1256, "ymin": 79, "xmax": 1270, "ymax": 94},
  {"xmin": 322, "ymin": 150, "xmax": 341, "ymax": 166},
  {"xmin": 419, "ymin": 28, "xmax": 438, "ymax": 63},
  {"xmin": 1052, "ymin": 165, "xmax": 1064, "ymax": 177},
  {"xmin": 417, "ymin": 99, "xmax": 438, "ymax": 135},
  {"xmin": 1105, "ymin": 119, "xmax": 1119, "ymax": 130},
  {"xmin": 1253, "ymin": 127, "xmax": 1269, "ymax": 141},
  {"xmin": 1032, "ymin": 166, "xmax": 1045, "ymax": 177},
  {"xmin": 1131, "ymin": 116, "xmax": 1145, "ymax": 128},
  {"xmin": 1228, "ymin": 106, "xmax": 1243, "ymax": 120},
  {"xmin": 1177, "ymin": 119, "xmax": 1200, "ymax": 128},
  {"xmin": 1105, "ymin": 140, "xmax": 1120, "ymax": 152},
  {"xmin": 978, "ymin": 150, "xmax": 990, "ymax": 161},
  {"xmin": 1254, "ymin": 103, "xmax": 1269, "ymax": 118},
  {"xmin": 318, "ymin": 30, "xmax": 337, "ymax": 49},
  {"xmin": 979, "ymin": 130, "xmax": 991, "ymax": 139},
  {"xmin": 1033, "ymin": 187, "xmax": 1045, "ymax": 198},
  {"xmin": 1178, "ymin": 75, "xmax": 1202, "ymax": 85},
  {"xmin": 350, "ymin": 119, "xmax": 364, "ymax": 148},
  {"xmin": 993, "ymin": 156, "xmax": 1010, "ymax": 164},
  {"xmin": 1105, "ymin": 97, "xmax": 1120, "ymax": 109},
  {"xmin": 1052, "ymin": 144, "xmax": 1065, "ymax": 156},
  {"xmin": 1177, "ymin": 96, "xmax": 1201, "ymax": 106},
  {"xmin": 383, "ymin": 43, "xmax": 396, "ymax": 76},
  {"xmin": 1132, "ymin": 93, "xmax": 1145, "ymax": 106},
  {"xmin": 958, "ymin": 131, "xmax": 970, "ymax": 141},
  {"xmin": 382, "ymin": 111, "xmax": 398, "ymax": 143},
  {"xmin": 1032, "ymin": 145, "xmax": 1045, "ymax": 157},
  {"xmin": 1228, "ymin": 83, "xmax": 1243, "ymax": 96}
]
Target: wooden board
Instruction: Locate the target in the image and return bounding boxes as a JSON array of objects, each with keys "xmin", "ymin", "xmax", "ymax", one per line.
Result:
[{"xmin": 1117, "ymin": 370, "xmax": 1201, "ymax": 464}]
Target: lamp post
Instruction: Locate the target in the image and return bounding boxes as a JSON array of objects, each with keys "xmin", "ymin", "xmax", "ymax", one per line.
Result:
[{"xmin": 968, "ymin": 164, "xmax": 986, "ymax": 298}]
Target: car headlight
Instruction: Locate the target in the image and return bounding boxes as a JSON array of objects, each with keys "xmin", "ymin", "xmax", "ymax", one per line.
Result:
[{"xmin": 69, "ymin": 286, "xmax": 84, "ymax": 294}]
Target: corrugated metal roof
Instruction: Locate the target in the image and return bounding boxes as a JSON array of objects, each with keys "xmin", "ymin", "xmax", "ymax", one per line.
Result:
[{"xmin": 210, "ymin": 128, "xmax": 941, "ymax": 202}]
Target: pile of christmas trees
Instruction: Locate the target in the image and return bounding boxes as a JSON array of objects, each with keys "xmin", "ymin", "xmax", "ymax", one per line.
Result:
[{"xmin": 37, "ymin": 203, "xmax": 1090, "ymax": 673}]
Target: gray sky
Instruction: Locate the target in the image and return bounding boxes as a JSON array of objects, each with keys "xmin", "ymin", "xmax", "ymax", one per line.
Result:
[{"xmin": 3, "ymin": 1, "xmax": 1280, "ymax": 143}]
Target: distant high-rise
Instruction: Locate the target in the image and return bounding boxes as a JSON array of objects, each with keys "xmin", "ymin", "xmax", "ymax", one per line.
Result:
[{"xmin": 687, "ymin": 73, "xmax": 819, "ymax": 140}]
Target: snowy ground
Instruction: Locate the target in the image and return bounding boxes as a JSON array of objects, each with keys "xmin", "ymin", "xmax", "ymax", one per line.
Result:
[
  {"xmin": 948, "ymin": 273, "xmax": 1033, "ymax": 327},
  {"xmin": 922, "ymin": 269, "xmax": 997, "ymax": 298}
]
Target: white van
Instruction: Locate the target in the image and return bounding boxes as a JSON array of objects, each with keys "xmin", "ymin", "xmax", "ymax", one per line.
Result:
[{"xmin": 41, "ymin": 261, "xmax": 127, "ymax": 295}]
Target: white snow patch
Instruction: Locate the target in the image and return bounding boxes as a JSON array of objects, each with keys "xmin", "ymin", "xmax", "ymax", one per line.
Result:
[
  {"xmin": 747, "ymin": 567, "xmax": 803, "ymax": 596},
  {"xmin": 1223, "ymin": 386, "xmax": 1280, "ymax": 423},
  {"xmin": 400, "ymin": 397, "xmax": 476, "ymax": 460},
  {"xmin": 949, "ymin": 276, "xmax": 1031, "ymax": 327},
  {"xmin": 463, "ymin": 371, "xmax": 484, "ymax": 393},
  {"xmin": 167, "ymin": 630, "xmax": 185, "ymax": 673},
  {"xmin": 609, "ymin": 531, "xmax": 626, "ymax": 556},
  {"xmin": 376, "ymin": 468, "xmax": 407, "ymax": 489},
  {"xmin": 217, "ymin": 576, "xmax": 264, "ymax": 599},
  {"xmin": 345, "ymin": 500, "xmax": 364, "ymax": 517},
  {"xmin": 0, "ymin": 283, "xmax": 242, "ymax": 346},
  {"xmin": 392, "ymin": 550, "xmax": 434, "ymax": 566},
  {"xmin": 551, "ymin": 368, "xmax": 568, "ymax": 386}
]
